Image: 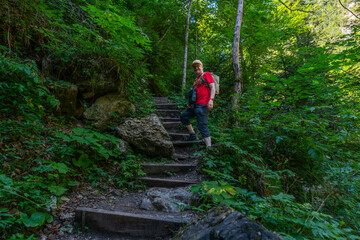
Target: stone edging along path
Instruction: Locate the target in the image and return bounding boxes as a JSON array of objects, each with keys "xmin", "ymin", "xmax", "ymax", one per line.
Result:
[{"xmin": 48, "ymin": 97, "xmax": 205, "ymax": 239}]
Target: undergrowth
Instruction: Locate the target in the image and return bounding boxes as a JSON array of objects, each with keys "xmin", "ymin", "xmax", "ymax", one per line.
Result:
[{"xmin": 0, "ymin": 50, "xmax": 145, "ymax": 238}]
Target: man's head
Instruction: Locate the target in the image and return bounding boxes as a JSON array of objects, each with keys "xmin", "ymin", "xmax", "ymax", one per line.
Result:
[{"xmin": 192, "ymin": 60, "xmax": 204, "ymax": 76}]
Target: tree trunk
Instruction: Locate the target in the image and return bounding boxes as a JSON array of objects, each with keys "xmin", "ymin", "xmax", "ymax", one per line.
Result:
[
  {"xmin": 182, "ymin": 0, "xmax": 193, "ymax": 97},
  {"xmin": 195, "ymin": 16, "xmax": 198, "ymax": 59},
  {"xmin": 231, "ymin": 0, "xmax": 244, "ymax": 109}
]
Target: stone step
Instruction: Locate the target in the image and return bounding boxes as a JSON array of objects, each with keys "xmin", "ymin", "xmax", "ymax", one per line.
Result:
[
  {"xmin": 142, "ymin": 163, "xmax": 197, "ymax": 174},
  {"xmin": 173, "ymin": 140, "xmax": 203, "ymax": 147},
  {"xmin": 139, "ymin": 177, "xmax": 198, "ymax": 187},
  {"xmin": 75, "ymin": 207, "xmax": 187, "ymax": 238},
  {"xmin": 155, "ymin": 103, "xmax": 178, "ymax": 109},
  {"xmin": 153, "ymin": 97, "xmax": 169, "ymax": 104},
  {"xmin": 162, "ymin": 121, "xmax": 182, "ymax": 129}
]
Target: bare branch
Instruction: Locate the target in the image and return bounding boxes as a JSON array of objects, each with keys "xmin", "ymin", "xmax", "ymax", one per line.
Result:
[
  {"xmin": 277, "ymin": 0, "xmax": 314, "ymax": 13},
  {"xmin": 338, "ymin": 0, "xmax": 360, "ymax": 20}
]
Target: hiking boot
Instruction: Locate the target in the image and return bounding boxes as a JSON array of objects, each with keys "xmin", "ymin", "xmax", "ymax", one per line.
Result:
[{"xmin": 184, "ymin": 133, "xmax": 199, "ymax": 141}]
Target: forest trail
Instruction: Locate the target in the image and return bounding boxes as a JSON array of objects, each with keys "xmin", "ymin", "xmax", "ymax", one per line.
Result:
[{"xmin": 53, "ymin": 97, "xmax": 205, "ymax": 239}]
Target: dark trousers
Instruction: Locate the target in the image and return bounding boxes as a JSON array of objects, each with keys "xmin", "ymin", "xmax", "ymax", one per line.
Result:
[{"xmin": 180, "ymin": 105, "xmax": 210, "ymax": 138}]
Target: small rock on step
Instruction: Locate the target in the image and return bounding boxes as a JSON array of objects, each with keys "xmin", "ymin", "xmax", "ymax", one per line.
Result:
[{"xmin": 140, "ymin": 186, "xmax": 199, "ymax": 213}]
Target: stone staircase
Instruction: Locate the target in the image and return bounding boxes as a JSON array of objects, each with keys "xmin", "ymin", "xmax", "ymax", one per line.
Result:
[{"xmin": 74, "ymin": 97, "xmax": 203, "ymax": 239}]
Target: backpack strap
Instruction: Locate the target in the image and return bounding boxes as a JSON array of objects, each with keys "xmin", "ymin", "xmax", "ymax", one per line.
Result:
[
  {"xmin": 200, "ymin": 73, "xmax": 212, "ymax": 100},
  {"xmin": 200, "ymin": 73, "xmax": 210, "ymax": 90}
]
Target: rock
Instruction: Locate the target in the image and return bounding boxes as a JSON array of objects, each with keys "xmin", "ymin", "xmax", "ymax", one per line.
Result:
[
  {"xmin": 83, "ymin": 93, "xmax": 135, "ymax": 130},
  {"xmin": 47, "ymin": 234, "xmax": 56, "ymax": 240},
  {"xmin": 59, "ymin": 224, "xmax": 73, "ymax": 234},
  {"xmin": 53, "ymin": 84, "xmax": 83, "ymax": 118},
  {"xmin": 116, "ymin": 114, "xmax": 174, "ymax": 157},
  {"xmin": 178, "ymin": 204, "xmax": 283, "ymax": 240},
  {"xmin": 82, "ymin": 91, "xmax": 95, "ymax": 99},
  {"xmin": 117, "ymin": 139, "xmax": 130, "ymax": 153},
  {"xmin": 59, "ymin": 212, "xmax": 74, "ymax": 221},
  {"xmin": 140, "ymin": 187, "xmax": 197, "ymax": 213}
]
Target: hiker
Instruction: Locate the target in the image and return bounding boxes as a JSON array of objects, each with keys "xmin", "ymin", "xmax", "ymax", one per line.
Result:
[{"xmin": 180, "ymin": 60, "xmax": 215, "ymax": 147}]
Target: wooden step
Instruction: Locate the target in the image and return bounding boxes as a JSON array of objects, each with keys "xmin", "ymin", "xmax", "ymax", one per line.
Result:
[
  {"xmin": 153, "ymin": 97, "xmax": 169, "ymax": 104},
  {"xmin": 156, "ymin": 110, "xmax": 179, "ymax": 118},
  {"xmin": 156, "ymin": 109, "xmax": 179, "ymax": 113},
  {"xmin": 172, "ymin": 153, "xmax": 190, "ymax": 160},
  {"xmin": 155, "ymin": 103, "xmax": 178, "ymax": 109},
  {"xmin": 75, "ymin": 207, "xmax": 187, "ymax": 238},
  {"xmin": 160, "ymin": 117, "xmax": 181, "ymax": 122},
  {"xmin": 139, "ymin": 177, "xmax": 198, "ymax": 187},
  {"xmin": 172, "ymin": 153, "xmax": 203, "ymax": 160},
  {"xmin": 169, "ymin": 132, "xmax": 188, "ymax": 141},
  {"xmin": 142, "ymin": 163, "xmax": 197, "ymax": 174},
  {"xmin": 162, "ymin": 121, "xmax": 182, "ymax": 129},
  {"xmin": 173, "ymin": 140, "xmax": 203, "ymax": 147}
]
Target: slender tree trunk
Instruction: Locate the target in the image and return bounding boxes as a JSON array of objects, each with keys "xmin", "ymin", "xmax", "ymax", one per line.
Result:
[
  {"xmin": 231, "ymin": 0, "xmax": 244, "ymax": 109},
  {"xmin": 182, "ymin": 0, "xmax": 193, "ymax": 97},
  {"xmin": 195, "ymin": 16, "xmax": 198, "ymax": 59}
]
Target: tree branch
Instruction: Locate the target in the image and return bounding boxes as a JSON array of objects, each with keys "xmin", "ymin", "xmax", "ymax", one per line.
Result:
[
  {"xmin": 338, "ymin": 0, "xmax": 360, "ymax": 20},
  {"xmin": 277, "ymin": 0, "xmax": 314, "ymax": 13},
  {"xmin": 157, "ymin": 0, "xmax": 190, "ymax": 44}
]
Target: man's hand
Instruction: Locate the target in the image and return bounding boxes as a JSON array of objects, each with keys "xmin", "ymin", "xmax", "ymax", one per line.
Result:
[{"xmin": 208, "ymin": 99, "xmax": 214, "ymax": 111}]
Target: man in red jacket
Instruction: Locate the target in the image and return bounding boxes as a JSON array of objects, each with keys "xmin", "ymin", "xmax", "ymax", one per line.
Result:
[{"xmin": 180, "ymin": 60, "xmax": 215, "ymax": 147}]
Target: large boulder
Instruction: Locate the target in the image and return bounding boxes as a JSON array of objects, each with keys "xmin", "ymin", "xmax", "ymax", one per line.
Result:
[
  {"xmin": 140, "ymin": 187, "xmax": 198, "ymax": 213},
  {"xmin": 53, "ymin": 85, "xmax": 84, "ymax": 118},
  {"xmin": 116, "ymin": 114, "xmax": 174, "ymax": 157},
  {"xmin": 83, "ymin": 93, "xmax": 135, "ymax": 130},
  {"xmin": 178, "ymin": 204, "xmax": 283, "ymax": 240}
]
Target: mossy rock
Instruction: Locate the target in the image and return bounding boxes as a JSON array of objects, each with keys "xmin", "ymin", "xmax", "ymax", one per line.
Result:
[{"xmin": 83, "ymin": 93, "xmax": 135, "ymax": 130}]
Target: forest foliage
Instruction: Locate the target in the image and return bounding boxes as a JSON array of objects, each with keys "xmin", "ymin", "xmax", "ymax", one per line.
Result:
[{"xmin": 0, "ymin": 0, "xmax": 359, "ymax": 239}]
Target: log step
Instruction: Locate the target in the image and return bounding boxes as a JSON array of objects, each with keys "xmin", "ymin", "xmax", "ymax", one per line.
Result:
[
  {"xmin": 160, "ymin": 117, "xmax": 181, "ymax": 122},
  {"xmin": 153, "ymin": 97, "xmax": 169, "ymax": 104},
  {"xmin": 75, "ymin": 207, "xmax": 188, "ymax": 238},
  {"xmin": 156, "ymin": 109, "xmax": 180, "ymax": 118},
  {"xmin": 155, "ymin": 103, "xmax": 178, "ymax": 109},
  {"xmin": 162, "ymin": 121, "xmax": 182, "ymax": 129},
  {"xmin": 139, "ymin": 177, "xmax": 198, "ymax": 187},
  {"xmin": 156, "ymin": 109, "xmax": 179, "ymax": 113},
  {"xmin": 169, "ymin": 132, "xmax": 188, "ymax": 141},
  {"xmin": 173, "ymin": 140, "xmax": 203, "ymax": 147},
  {"xmin": 172, "ymin": 153, "xmax": 190, "ymax": 160},
  {"xmin": 142, "ymin": 163, "xmax": 197, "ymax": 174},
  {"xmin": 172, "ymin": 153, "xmax": 202, "ymax": 160}
]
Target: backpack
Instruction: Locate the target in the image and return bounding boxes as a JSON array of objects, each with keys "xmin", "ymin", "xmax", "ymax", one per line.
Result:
[{"xmin": 200, "ymin": 72, "xmax": 220, "ymax": 95}]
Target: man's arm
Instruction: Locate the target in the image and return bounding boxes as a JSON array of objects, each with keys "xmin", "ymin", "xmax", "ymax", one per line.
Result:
[{"xmin": 208, "ymin": 82, "xmax": 215, "ymax": 111}]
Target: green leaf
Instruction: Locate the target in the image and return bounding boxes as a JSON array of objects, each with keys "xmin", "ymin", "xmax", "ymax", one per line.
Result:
[
  {"xmin": 190, "ymin": 184, "xmax": 203, "ymax": 193},
  {"xmin": 0, "ymin": 174, "xmax": 13, "ymax": 185},
  {"xmin": 21, "ymin": 212, "xmax": 49, "ymax": 228},
  {"xmin": 52, "ymin": 163, "xmax": 68, "ymax": 174},
  {"xmin": 48, "ymin": 186, "xmax": 68, "ymax": 196}
]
